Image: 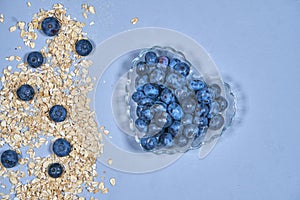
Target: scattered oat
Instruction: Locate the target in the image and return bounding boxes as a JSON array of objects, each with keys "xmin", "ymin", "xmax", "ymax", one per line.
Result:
[
  {"xmin": 104, "ymin": 130, "xmax": 109, "ymax": 135},
  {"xmin": 15, "ymin": 56, "xmax": 22, "ymax": 61},
  {"xmin": 131, "ymin": 17, "xmax": 139, "ymax": 25},
  {"xmin": 108, "ymin": 158, "xmax": 113, "ymax": 165},
  {"xmin": 82, "ymin": 12, "xmax": 88, "ymax": 19},
  {"xmin": 27, "ymin": 2, "xmax": 31, "ymax": 7},
  {"xmin": 89, "ymin": 21, "xmax": 95, "ymax": 26},
  {"xmin": 9, "ymin": 25, "xmax": 17, "ymax": 32},
  {"xmin": 88, "ymin": 6, "xmax": 96, "ymax": 14},
  {"xmin": 0, "ymin": 14, "xmax": 4, "ymax": 23},
  {"xmin": 109, "ymin": 178, "xmax": 116, "ymax": 186},
  {"xmin": 5, "ymin": 55, "xmax": 15, "ymax": 61}
]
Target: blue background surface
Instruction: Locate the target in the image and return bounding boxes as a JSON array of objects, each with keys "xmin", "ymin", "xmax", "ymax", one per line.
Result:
[{"xmin": 0, "ymin": 0, "xmax": 300, "ymax": 199}]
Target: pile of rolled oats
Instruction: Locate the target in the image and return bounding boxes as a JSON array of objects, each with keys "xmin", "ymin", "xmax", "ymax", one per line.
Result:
[{"xmin": 0, "ymin": 4, "xmax": 113, "ymax": 199}]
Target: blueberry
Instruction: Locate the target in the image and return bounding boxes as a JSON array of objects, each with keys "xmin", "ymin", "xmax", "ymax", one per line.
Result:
[
  {"xmin": 154, "ymin": 100, "xmax": 167, "ymax": 109},
  {"xmin": 75, "ymin": 39, "xmax": 93, "ymax": 56},
  {"xmin": 163, "ymin": 113, "xmax": 173, "ymax": 128},
  {"xmin": 136, "ymin": 61, "xmax": 149, "ymax": 75},
  {"xmin": 1, "ymin": 150, "xmax": 19, "ymax": 168},
  {"xmin": 160, "ymin": 88, "xmax": 175, "ymax": 104},
  {"xmin": 168, "ymin": 121, "xmax": 183, "ymax": 137},
  {"xmin": 132, "ymin": 90, "xmax": 145, "ymax": 102},
  {"xmin": 49, "ymin": 105, "xmax": 67, "ymax": 122},
  {"xmin": 174, "ymin": 62, "xmax": 190, "ymax": 77},
  {"xmin": 52, "ymin": 138, "xmax": 71, "ymax": 157},
  {"xmin": 196, "ymin": 125, "xmax": 208, "ymax": 138},
  {"xmin": 135, "ymin": 118, "xmax": 149, "ymax": 132},
  {"xmin": 169, "ymin": 58, "xmax": 180, "ymax": 68},
  {"xmin": 41, "ymin": 17, "xmax": 60, "ymax": 36},
  {"xmin": 17, "ymin": 84, "xmax": 35, "ymax": 101},
  {"xmin": 145, "ymin": 51, "xmax": 158, "ymax": 64},
  {"xmin": 140, "ymin": 136, "xmax": 158, "ymax": 151},
  {"xmin": 189, "ymin": 79, "xmax": 206, "ymax": 91},
  {"xmin": 27, "ymin": 51, "xmax": 44, "ymax": 68},
  {"xmin": 198, "ymin": 116, "xmax": 209, "ymax": 127},
  {"xmin": 196, "ymin": 89, "xmax": 212, "ymax": 104},
  {"xmin": 48, "ymin": 163, "xmax": 64, "ymax": 178},
  {"xmin": 159, "ymin": 133, "xmax": 173, "ymax": 147},
  {"xmin": 136, "ymin": 105, "xmax": 145, "ymax": 117},
  {"xmin": 143, "ymin": 83, "xmax": 159, "ymax": 98},
  {"xmin": 140, "ymin": 108, "xmax": 153, "ymax": 121},
  {"xmin": 167, "ymin": 102, "xmax": 183, "ymax": 120},
  {"xmin": 138, "ymin": 97, "xmax": 154, "ymax": 107}
]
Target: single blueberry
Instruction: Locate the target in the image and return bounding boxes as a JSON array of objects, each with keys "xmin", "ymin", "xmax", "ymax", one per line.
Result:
[
  {"xmin": 138, "ymin": 97, "xmax": 154, "ymax": 107},
  {"xmin": 168, "ymin": 121, "xmax": 182, "ymax": 137},
  {"xmin": 159, "ymin": 133, "xmax": 173, "ymax": 147},
  {"xmin": 41, "ymin": 17, "xmax": 60, "ymax": 36},
  {"xmin": 216, "ymin": 96, "xmax": 228, "ymax": 112},
  {"xmin": 75, "ymin": 39, "xmax": 93, "ymax": 56},
  {"xmin": 174, "ymin": 62, "xmax": 190, "ymax": 77},
  {"xmin": 145, "ymin": 51, "xmax": 158, "ymax": 64},
  {"xmin": 154, "ymin": 100, "xmax": 167, "ymax": 109},
  {"xmin": 169, "ymin": 58, "xmax": 180, "ymax": 68},
  {"xmin": 48, "ymin": 163, "xmax": 64, "ymax": 178},
  {"xmin": 17, "ymin": 84, "xmax": 35, "ymax": 101},
  {"xmin": 132, "ymin": 90, "xmax": 145, "ymax": 102},
  {"xmin": 49, "ymin": 105, "xmax": 67, "ymax": 122},
  {"xmin": 198, "ymin": 116, "xmax": 209, "ymax": 127},
  {"xmin": 189, "ymin": 79, "xmax": 206, "ymax": 91},
  {"xmin": 140, "ymin": 136, "xmax": 158, "ymax": 151},
  {"xmin": 1, "ymin": 150, "xmax": 19, "ymax": 168},
  {"xmin": 160, "ymin": 88, "xmax": 175, "ymax": 104},
  {"xmin": 196, "ymin": 104, "xmax": 210, "ymax": 117},
  {"xmin": 196, "ymin": 125, "xmax": 208, "ymax": 138},
  {"xmin": 52, "ymin": 138, "xmax": 71, "ymax": 157},
  {"xmin": 27, "ymin": 51, "xmax": 44, "ymax": 68},
  {"xmin": 136, "ymin": 105, "xmax": 146, "ymax": 117},
  {"xmin": 143, "ymin": 83, "xmax": 159, "ymax": 99},
  {"xmin": 135, "ymin": 118, "xmax": 149, "ymax": 132},
  {"xmin": 167, "ymin": 102, "xmax": 183, "ymax": 120},
  {"xmin": 164, "ymin": 113, "xmax": 173, "ymax": 128},
  {"xmin": 196, "ymin": 89, "xmax": 212, "ymax": 104},
  {"xmin": 136, "ymin": 61, "xmax": 149, "ymax": 75},
  {"xmin": 140, "ymin": 108, "xmax": 153, "ymax": 121}
]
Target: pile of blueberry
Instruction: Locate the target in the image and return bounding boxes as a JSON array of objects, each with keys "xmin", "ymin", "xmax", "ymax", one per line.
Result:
[
  {"xmin": 129, "ymin": 47, "xmax": 228, "ymax": 153},
  {"xmin": 1, "ymin": 16, "xmax": 93, "ymax": 178}
]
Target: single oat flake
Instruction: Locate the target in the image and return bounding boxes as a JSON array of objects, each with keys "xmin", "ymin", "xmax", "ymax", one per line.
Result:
[{"xmin": 131, "ymin": 17, "xmax": 139, "ymax": 25}]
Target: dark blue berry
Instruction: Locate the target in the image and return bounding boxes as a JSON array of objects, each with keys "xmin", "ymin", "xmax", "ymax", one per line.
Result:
[
  {"xmin": 160, "ymin": 88, "xmax": 175, "ymax": 104},
  {"xmin": 189, "ymin": 79, "xmax": 206, "ymax": 91},
  {"xmin": 49, "ymin": 105, "xmax": 67, "ymax": 122},
  {"xmin": 135, "ymin": 118, "xmax": 149, "ymax": 132},
  {"xmin": 196, "ymin": 104, "xmax": 210, "ymax": 117},
  {"xmin": 136, "ymin": 105, "xmax": 145, "ymax": 117},
  {"xmin": 154, "ymin": 101, "xmax": 167, "ymax": 109},
  {"xmin": 196, "ymin": 89, "xmax": 212, "ymax": 104},
  {"xmin": 167, "ymin": 102, "xmax": 183, "ymax": 120},
  {"xmin": 168, "ymin": 121, "xmax": 182, "ymax": 137},
  {"xmin": 159, "ymin": 133, "xmax": 173, "ymax": 147},
  {"xmin": 164, "ymin": 113, "xmax": 173, "ymax": 128},
  {"xmin": 196, "ymin": 126, "xmax": 208, "ymax": 138},
  {"xmin": 138, "ymin": 97, "xmax": 154, "ymax": 107},
  {"xmin": 52, "ymin": 138, "xmax": 71, "ymax": 157},
  {"xmin": 145, "ymin": 51, "xmax": 158, "ymax": 64},
  {"xmin": 132, "ymin": 91, "xmax": 145, "ymax": 102},
  {"xmin": 199, "ymin": 117, "xmax": 209, "ymax": 127},
  {"xmin": 75, "ymin": 39, "xmax": 93, "ymax": 56},
  {"xmin": 169, "ymin": 58, "xmax": 180, "ymax": 68},
  {"xmin": 41, "ymin": 17, "xmax": 60, "ymax": 36},
  {"xmin": 48, "ymin": 163, "xmax": 63, "ymax": 178},
  {"xmin": 17, "ymin": 84, "xmax": 35, "ymax": 101},
  {"xmin": 140, "ymin": 136, "xmax": 158, "ymax": 151},
  {"xmin": 1, "ymin": 150, "xmax": 19, "ymax": 168},
  {"xmin": 140, "ymin": 108, "xmax": 153, "ymax": 121},
  {"xmin": 27, "ymin": 51, "xmax": 44, "ymax": 68},
  {"xmin": 174, "ymin": 62, "xmax": 190, "ymax": 77},
  {"xmin": 143, "ymin": 83, "xmax": 159, "ymax": 99}
]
